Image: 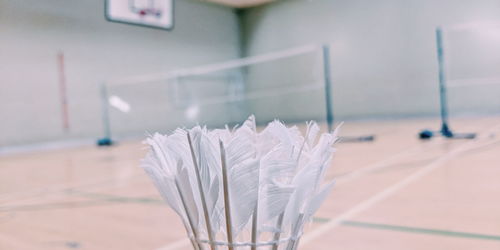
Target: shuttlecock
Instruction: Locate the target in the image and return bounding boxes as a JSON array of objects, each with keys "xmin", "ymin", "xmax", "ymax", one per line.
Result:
[
  {"xmin": 109, "ymin": 95, "xmax": 131, "ymax": 113},
  {"xmin": 142, "ymin": 116, "xmax": 338, "ymax": 250}
]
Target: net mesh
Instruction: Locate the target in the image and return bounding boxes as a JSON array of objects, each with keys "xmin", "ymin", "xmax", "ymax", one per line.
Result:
[
  {"xmin": 443, "ymin": 24, "xmax": 500, "ymax": 115},
  {"xmin": 104, "ymin": 46, "xmax": 327, "ymax": 139}
]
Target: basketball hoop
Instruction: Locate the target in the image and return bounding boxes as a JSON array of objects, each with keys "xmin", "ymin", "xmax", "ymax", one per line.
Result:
[
  {"xmin": 106, "ymin": 0, "xmax": 173, "ymax": 30},
  {"xmin": 129, "ymin": 0, "xmax": 162, "ymax": 18}
]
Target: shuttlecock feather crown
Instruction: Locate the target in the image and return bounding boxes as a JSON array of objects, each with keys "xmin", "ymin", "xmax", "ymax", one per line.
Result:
[{"xmin": 142, "ymin": 116, "xmax": 338, "ymax": 250}]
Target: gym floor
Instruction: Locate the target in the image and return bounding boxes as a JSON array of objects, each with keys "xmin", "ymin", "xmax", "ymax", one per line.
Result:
[{"xmin": 1, "ymin": 117, "xmax": 499, "ymax": 250}]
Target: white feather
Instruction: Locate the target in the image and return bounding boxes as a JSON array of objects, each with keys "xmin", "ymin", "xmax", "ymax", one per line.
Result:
[
  {"xmin": 141, "ymin": 115, "xmax": 338, "ymax": 247},
  {"xmin": 177, "ymin": 163, "xmax": 201, "ymax": 229},
  {"xmin": 306, "ymin": 121, "xmax": 320, "ymax": 148},
  {"xmin": 258, "ymin": 184, "xmax": 294, "ymax": 226},
  {"xmin": 228, "ymin": 158, "xmax": 260, "ymax": 235},
  {"xmin": 189, "ymin": 127, "xmax": 223, "ymax": 234},
  {"xmin": 305, "ymin": 180, "xmax": 335, "ymax": 218},
  {"xmin": 142, "ymin": 157, "xmax": 182, "ymax": 216}
]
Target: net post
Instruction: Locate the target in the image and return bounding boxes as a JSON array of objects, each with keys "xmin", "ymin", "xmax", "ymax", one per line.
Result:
[
  {"xmin": 322, "ymin": 44, "xmax": 334, "ymax": 133},
  {"xmin": 97, "ymin": 82, "xmax": 113, "ymax": 146},
  {"xmin": 321, "ymin": 45, "xmax": 375, "ymax": 142},
  {"xmin": 436, "ymin": 27, "xmax": 453, "ymax": 137},
  {"xmin": 418, "ymin": 27, "xmax": 476, "ymax": 140},
  {"xmin": 57, "ymin": 51, "xmax": 70, "ymax": 133}
]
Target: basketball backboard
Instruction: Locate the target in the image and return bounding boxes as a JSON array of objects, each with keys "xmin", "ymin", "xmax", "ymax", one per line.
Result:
[{"xmin": 105, "ymin": 0, "xmax": 174, "ymax": 30}]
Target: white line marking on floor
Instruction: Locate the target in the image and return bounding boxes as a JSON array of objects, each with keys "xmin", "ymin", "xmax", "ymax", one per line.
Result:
[{"xmin": 300, "ymin": 125, "xmax": 500, "ymax": 246}]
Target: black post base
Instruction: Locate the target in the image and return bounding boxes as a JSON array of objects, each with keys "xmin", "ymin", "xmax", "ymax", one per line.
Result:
[
  {"xmin": 97, "ymin": 137, "xmax": 114, "ymax": 146},
  {"xmin": 418, "ymin": 129, "xmax": 476, "ymax": 140}
]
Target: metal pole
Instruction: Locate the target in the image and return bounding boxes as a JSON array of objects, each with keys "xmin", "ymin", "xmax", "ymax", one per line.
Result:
[
  {"xmin": 436, "ymin": 27, "xmax": 452, "ymax": 137},
  {"xmin": 57, "ymin": 52, "xmax": 70, "ymax": 132},
  {"xmin": 100, "ymin": 83, "xmax": 112, "ymax": 143},
  {"xmin": 322, "ymin": 45, "xmax": 334, "ymax": 133}
]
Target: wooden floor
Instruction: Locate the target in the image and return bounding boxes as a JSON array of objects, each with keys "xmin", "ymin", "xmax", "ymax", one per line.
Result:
[{"xmin": 1, "ymin": 117, "xmax": 500, "ymax": 250}]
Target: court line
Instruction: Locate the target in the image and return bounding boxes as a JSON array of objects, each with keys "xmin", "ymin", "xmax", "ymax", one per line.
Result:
[
  {"xmin": 332, "ymin": 116, "xmax": 497, "ymax": 183},
  {"xmin": 312, "ymin": 217, "xmax": 331, "ymax": 223},
  {"xmin": 0, "ymin": 144, "xmax": 421, "ymax": 204},
  {"xmin": 0, "ymin": 141, "xmax": 439, "ymax": 214},
  {"xmin": 0, "ymin": 192, "xmax": 164, "ymax": 212},
  {"xmin": 300, "ymin": 125, "xmax": 500, "ymax": 246},
  {"xmin": 1, "ymin": 118, "xmax": 488, "ymax": 204},
  {"xmin": 333, "ymin": 144, "xmax": 434, "ymax": 184},
  {"xmin": 305, "ymin": 218, "xmax": 500, "ymax": 241},
  {"xmin": 0, "ymin": 173, "xmax": 148, "ymax": 203},
  {"xmin": 341, "ymin": 220, "xmax": 500, "ymax": 242},
  {"xmin": 0, "ymin": 200, "xmax": 114, "ymax": 212},
  {"xmin": 73, "ymin": 191, "xmax": 163, "ymax": 204}
]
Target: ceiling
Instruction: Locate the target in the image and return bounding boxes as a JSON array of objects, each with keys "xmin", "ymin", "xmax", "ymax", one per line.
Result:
[{"xmin": 204, "ymin": 0, "xmax": 276, "ymax": 8}]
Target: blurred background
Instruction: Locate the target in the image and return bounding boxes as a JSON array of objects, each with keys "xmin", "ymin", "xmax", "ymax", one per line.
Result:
[
  {"xmin": 2, "ymin": 0, "xmax": 500, "ymax": 146},
  {"xmin": 1, "ymin": 0, "xmax": 500, "ymax": 249}
]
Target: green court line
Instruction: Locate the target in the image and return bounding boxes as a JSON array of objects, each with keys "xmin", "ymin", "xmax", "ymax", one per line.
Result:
[
  {"xmin": 71, "ymin": 191, "xmax": 163, "ymax": 204},
  {"xmin": 65, "ymin": 191, "xmax": 500, "ymax": 243},
  {"xmin": 312, "ymin": 217, "xmax": 331, "ymax": 223},
  {"xmin": 0, "ymin": 200, "xmax": 116, "ymax": 212},
  {"xmin": 0, "ymin": 192, "xmax": 164, "ymax": 212},
  {"xmin": 341, "ymin": 220, "xmax": 500, "ymax": 242}
]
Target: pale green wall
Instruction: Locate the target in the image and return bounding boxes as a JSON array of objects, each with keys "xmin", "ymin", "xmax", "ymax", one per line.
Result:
[
  {"xmin": 0, "ymin": 0, "xmax": 240, "ymax": 146},
  {"xmin": 241, "ymin": 0, "xmax": 500, "ymax": 122},
  {"xmin": 4, "ymin": 0, "xmax": 500, "ymax": 147}
]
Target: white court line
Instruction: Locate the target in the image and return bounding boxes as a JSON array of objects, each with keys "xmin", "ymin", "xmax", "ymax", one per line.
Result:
[
  {"xmin": 334, "ymin": 145, "xmax": 427, "ymax": 184},
  {"xmin": 300, "ymin": 124, "xmax": 500, "ymax": 246},
  {"xmin": 335, "ymin": 116, "xmax": 500, "ymax": 185}
]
